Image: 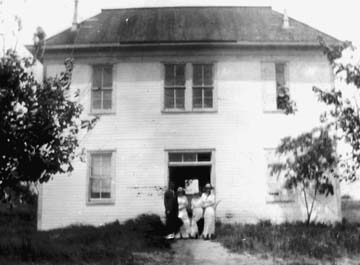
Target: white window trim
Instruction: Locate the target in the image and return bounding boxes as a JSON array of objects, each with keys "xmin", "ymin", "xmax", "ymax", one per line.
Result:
[
  {"xmin": 90, "ymin": 65, "xmax": 116, "ymax": 115},
  {"xmin": 86, "ymin": 150, "xmax": 116, "ymax": 205},
  {"xmin": 191, "ymin": 63, "xmax": 216, "ymax": 111},
  {"xmin": 162, "ymin": 62, "xmax": 218, "ymax": 113},
  {"xmin": 264, "ymin": 147, "xmax": 295, "ymax": 204},
  {"xmin": 163, "ymin": 63, "xmax": 186, "ymax": 111},
  {"xmin": 262, "ymin": 61, "xmax": 290, "ymax": 114},
  {"xmin": 166, "ymin": 149, "xmax": 216, "ymax": 191}
]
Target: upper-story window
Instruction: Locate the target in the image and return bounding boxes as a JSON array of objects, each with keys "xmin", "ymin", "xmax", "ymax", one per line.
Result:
[
  {"xmin": 163, "ymin": 63, "xmax": 216, "ymax": 112},
  {"xmin": 275, "ymin": 63, "xmax": 289, "ymax": 111},
  {"xmin": 261, "ymin": 62, "xmax": 290, "ymax": 112},
  {"xmin": 164, "ymin": 64, "xmax": 185, "ymax": 109},
  {"xmin": 193, "ymin": 64, "xmax": 214, "ymax": 109},
  {"xmin": 91, "ymin": 65, "xmax": 113, "ymax": 113}
]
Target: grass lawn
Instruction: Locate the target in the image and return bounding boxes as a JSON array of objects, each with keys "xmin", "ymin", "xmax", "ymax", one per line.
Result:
[
  {"xmin": 215, "ymin": 220, "xmax": 360, "ymax": 263},
  {"xmin": 0, "ymin": 203, "xmax": 171, "ymax": 265}
]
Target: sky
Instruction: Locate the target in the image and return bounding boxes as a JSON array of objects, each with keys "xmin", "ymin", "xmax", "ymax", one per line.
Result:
[{"xmin": 1, "ymin": 0, "xmax": 360, "ymax": 48}]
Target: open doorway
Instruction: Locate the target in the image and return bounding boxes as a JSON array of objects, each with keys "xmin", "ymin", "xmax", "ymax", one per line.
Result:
[
  {"xmin": 167, "ymin": 151, "xmax": 213, "ymax": 195},
  {"xmin": 169, "ymin": 166, "xmax": 211, "ymax": 194}
]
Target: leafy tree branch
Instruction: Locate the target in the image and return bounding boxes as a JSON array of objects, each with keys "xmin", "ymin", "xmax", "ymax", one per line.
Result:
[{"xmin": 0, "ymin": 50, "xmax": 98, "ymax": 204}]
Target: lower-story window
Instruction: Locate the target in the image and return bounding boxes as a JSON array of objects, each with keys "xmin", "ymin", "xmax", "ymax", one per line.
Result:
[
  {"xmin": 264, "ymin": 148, "xmax": 294, "ymax": 203},
  {"xmin": 88, "ymin": 151, "xmax": 115, "ymax": 204}
]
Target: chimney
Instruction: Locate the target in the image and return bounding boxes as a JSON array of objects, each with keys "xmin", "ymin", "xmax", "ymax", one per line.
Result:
[
  {"xmin": 282, "ymin": 9, "xmax": 290, "ymax": 29},
  {"xmin": 71, "ymin": 0, "xmax": 79, "ymax": 32}
]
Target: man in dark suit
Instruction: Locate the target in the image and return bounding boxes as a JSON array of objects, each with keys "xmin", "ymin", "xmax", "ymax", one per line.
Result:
[{"xmin": 164, "ymin": 182, "xmax": 178, "ymax": 239}]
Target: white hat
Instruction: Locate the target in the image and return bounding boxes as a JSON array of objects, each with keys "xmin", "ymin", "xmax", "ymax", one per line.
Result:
[{"xmin": 204, "ymin": 183, "xmax": 213, "ymax": 189}]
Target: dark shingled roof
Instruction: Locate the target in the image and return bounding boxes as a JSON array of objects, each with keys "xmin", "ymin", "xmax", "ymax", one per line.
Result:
[{"xmin": 45, "ymin": 6, "xmax": 340, "ymax": 48}]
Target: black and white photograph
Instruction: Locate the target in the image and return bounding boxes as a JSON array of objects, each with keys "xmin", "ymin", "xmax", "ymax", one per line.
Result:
[{"xmin": 0, "ymin": 0, "xmax": 360, "ymax": 264}]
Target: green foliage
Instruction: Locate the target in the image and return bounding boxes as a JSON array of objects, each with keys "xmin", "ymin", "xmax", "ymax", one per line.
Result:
[
  {"xmin": 0, "ymin": 50, "xmax": 97, "ymax": 203},
  {"xmin": 216, "ymin": 220, "xmax": 360, "ymax": 260},
  {"xmin": 0, "ymin": 205, "xmax": 169, "ymax": 264},
  {"xmin": 271, "ymin": 40, "xmax": 360, "ymax": 224},
  {"xmin": 312, "ymin": 40, "xmax": 360, "ymax": 182},
  {"xmin": 277, "ymin": 87, "xmax": 297, "ymax": 115},
  {"xmin": 271, "ymin": 127, "xmax": 338, "ymax": 224}
]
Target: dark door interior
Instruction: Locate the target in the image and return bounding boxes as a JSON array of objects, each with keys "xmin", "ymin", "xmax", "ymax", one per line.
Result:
[{"xmin": 169, "ymin": 166, "xmax": 211, "ymax": 194}]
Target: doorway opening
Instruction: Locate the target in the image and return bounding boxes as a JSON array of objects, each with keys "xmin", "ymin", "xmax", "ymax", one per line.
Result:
[
  {"xmin": 169, "ymin": 166, "xmax": 211, "ymax": 193},
  {"xmin": 167, "ymin": 151, "xmax": 213, "ymax": 195}
]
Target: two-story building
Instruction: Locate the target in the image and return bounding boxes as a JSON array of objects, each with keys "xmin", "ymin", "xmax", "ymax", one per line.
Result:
[{"xmin": 35, "ymin": 6, "xmax": 341, "ymax": 230}]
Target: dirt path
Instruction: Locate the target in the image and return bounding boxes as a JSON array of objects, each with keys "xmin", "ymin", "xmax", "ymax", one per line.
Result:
[
  {"xmin": 168, "ymin": 239, "xmax": 360, "ymax": 265},
  {"xmin": 135, "ymin": 239, "xmax": 360, "ymax": 265},
  {"xmin": 171, "ymin": 239, "xmax": 274, "ymax": 265}
]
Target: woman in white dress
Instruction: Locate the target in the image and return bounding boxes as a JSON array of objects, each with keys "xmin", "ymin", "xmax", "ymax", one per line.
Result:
[
  {"xmin": 190, "ymin": 192, "xmax": 203, "ymax": 238},
  {"xmin": 176, "ymin": 187, "xmax": 191, "ymax": 239},
  {"xmin": 201, "ymin": 183, "xmax": 215, "ymax": 240}
]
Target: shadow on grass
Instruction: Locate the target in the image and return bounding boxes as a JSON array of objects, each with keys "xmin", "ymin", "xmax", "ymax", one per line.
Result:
[
  {"xmin": 215, "ymin": 220, "xmax": 360, "ymax": 261},
  {"xmin": 0, "ymin": 204, "xmax": 170, "ymax": 265}
]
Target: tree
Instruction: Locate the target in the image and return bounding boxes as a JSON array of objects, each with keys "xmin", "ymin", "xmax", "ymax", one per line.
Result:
[
  {"xmin": 0, "ymin": 50, "xmax": 97, "ymax": 204},
  {"xmin": 313, "ymin": 40, "xmax": 360, "ymax": 182},
  {"xmin": 270, "ymin": 39, "xmax": 355, "ymax": 224},
  {"xmin": 271, "ymin": 126, "xmax": 338, "ymax": 224}
]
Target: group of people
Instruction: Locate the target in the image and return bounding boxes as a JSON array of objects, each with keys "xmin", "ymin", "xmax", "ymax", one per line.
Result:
[{"xmin": 164, "ymin": 182, "xmax": 216, "ymax": 240}]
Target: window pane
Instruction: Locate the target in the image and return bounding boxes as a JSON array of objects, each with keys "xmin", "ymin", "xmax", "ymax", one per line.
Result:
[
  {"xmin": 276, "ymin": 63, "xmax": 288, "ymax": 110},
  {"xmin": 91, "ymin": 155, "xmax": 102, "ymax": 176},
  {"xmin": 90, "ymin": 178, "xmax": 101, "ymax": 198},
  {"xmin": 193, "ymin": 64, "xmax": 202, "ymax": 86},
  {"xmin": 165, "ymin": 64, "xmax": 175, "ymax": 86},
  {"xmin": 175, "ymin": 64, "xmax": 185, "ymax": 86},
  {"xmin": 175, "ymin": 88, "xmax": 185, "ymax": 108},
  {"xmin": 93, "ymin": 66, "xmax": 102, "ymax": 89},
  {"xmin": 193, "ymin": 88, "xmax": 202, "ymax": 108},
  {"xmin": 165, "ymin": 88, "xmax": 175, "ymax": 108},
  {"xmin": 184, "ymin": 153, "xmax": 196, "ymax": 162},
  {"xmin": 101, "ymin": 192, "xmax": 111, "ymax": 199},
  {"xmin": 169, "ymin": 153, "xmax": 182, "ymax": 162},
  {"xmin": 92, "ymin": 90, "xmax": 102, "ymax": 110},
  {"xmin": 101, "ymin": 179, "xmax": 111, "ymax": 198},
  {"xmin": 204, "ymin": 65, "xmax": 213, "ymax": 85},
  {"xmin": 198, "ymin": 153, "xmax": 211, "ymax": 161},
  {"xmin": 103, "ymin": 90, "xmax": 112, "ymax": 110},
  {"xmin": 101, "ymin": 154, "xmax": 112, "ymax": 177},
  {"xmin": 103, "ymin": 66, "xmax": 113, "ymax": 87},
  {"xmin": 275, "ymin": 63, "xmax": 286, "ymax": 89},
  {"xmin": 204, "ymin": 88, "xmax": 213, "ymax": 108}
]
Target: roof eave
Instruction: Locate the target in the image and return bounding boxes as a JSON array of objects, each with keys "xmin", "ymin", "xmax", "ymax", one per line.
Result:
[{"xmin": 27, "ymin": 41, "xmax": 340, "ymax": 51}]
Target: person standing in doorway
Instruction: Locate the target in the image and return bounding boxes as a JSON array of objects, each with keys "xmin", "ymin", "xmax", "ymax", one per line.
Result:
[
  {"xmin": 201, "ymin": 183, "xmax": 216, "ymax": 240},
  {"xmin": 164, "ymin": 182, "xmax": 178, "ymax": 239},
  {"xmin": 176, "ymin": 187, "xmax": 191, "ymax": 239},
  {"xmin": 190, "ymin": 192, "xmax": 203, "ymax": 238}
]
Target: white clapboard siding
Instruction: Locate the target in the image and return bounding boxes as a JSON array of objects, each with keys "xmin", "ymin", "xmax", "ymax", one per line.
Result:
[{"xmin": 38, "ymin": 50, "xmax": 341, "ymax": 230}]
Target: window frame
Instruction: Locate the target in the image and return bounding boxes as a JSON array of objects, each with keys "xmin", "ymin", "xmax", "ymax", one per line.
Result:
[
  {"xmin": 275, "ymin": 62, "xmax": 290, "ymax": 112},
  {"xmin": 165, "ymin": 149, "xmax": 216, "ymax": 194},
  {"xmin": 264, "ymin": 148, "xmax": 295, "ymax": 203},
  {"xmin": 163, "ymin": 63, "xmax": 186, "ymax": 111},
  {"xmin": 87, "ymin": 150, "xmax": 116, "ymax": 205},
  {"xmin": 90, "ymin": 65, "xmax": 115, "ymax": 115},
  {"xmin": 192, "ymin": 64, "xmax": 215, "ymax": 110},
  {"xmin": 262, "ymin": 61, "xmax": 290, "ymax": 114},
  {"xmin": 168, "ymin": 151, "xmax": 213, "ymax": 166},
  {"xmin": 162, "ymin": 62, "xmax": 217, "ymax": 113}
]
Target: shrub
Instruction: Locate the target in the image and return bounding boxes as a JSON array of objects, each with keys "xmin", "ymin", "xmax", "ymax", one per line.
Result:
[{"xmin": 0, "ymin": 205, "xmax": 169, "ymax": 264}]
